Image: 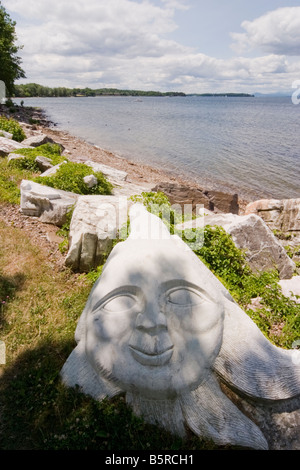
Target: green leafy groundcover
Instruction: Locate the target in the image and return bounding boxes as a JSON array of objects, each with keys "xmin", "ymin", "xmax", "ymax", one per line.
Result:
[
  {"xmin": 0, "ymin": 116, "xmax": 26, "ymax": 142},
  {"xmin": 8, "ymin": 143, "xmax": 65, "ymax": 172},
  {"xmin": 34, "ymin": 161, "xmax": 113, "ymax": 195}
]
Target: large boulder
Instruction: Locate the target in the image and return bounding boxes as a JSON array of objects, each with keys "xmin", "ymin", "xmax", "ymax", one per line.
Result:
[
  {"xmin": 152, "ymin": 182, "xmax": 239, "ymax": 214},
  {"xmin": 204, "ymin": 190, "xmax": 239, "ymax": 214},
  {"xmin": 84, "ymin": 160, "xmax": 128, "ymax": 185},
  {"xmin": 20, "ymin": 179, "xmax": 78, "ymax": 226},
  {"xmin": 176, "ymin": 212, "xmax": 295, "ymax": 279},
  {"xmin": 61, "ymin": 204, "xmax": 300, "ymax": 450},
  {"xmin": 245, "ymin": 198, "xmax": 300, "ymax": 267},
  {"xmin": 21, "ymin": 133, "xmax": 64, "ymax": 152},
  {"xmin": 0, "ymin": 136, "xmax": 32, "ymax": 157},
  {"xmin": 65, "ymin": 195, "xmax": 130, "ymax": 272},
  {"xmin": 245, "ymin": 198, "xmax": 300, "ymax": 233}
]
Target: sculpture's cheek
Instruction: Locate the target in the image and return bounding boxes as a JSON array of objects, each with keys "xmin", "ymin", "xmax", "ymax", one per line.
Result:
[
  {"xmin": 93, "ymin": 312, "xmax": 136, "ymax": 341},
  {"xmin": 166, "ymin": 301, "xmax": 224, "ymax": 336}
]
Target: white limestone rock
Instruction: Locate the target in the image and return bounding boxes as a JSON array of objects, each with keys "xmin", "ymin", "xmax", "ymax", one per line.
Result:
[
  {"xmin": 83, "ymin": 174, "xmax": 98, "ymax": 188},
  {"xmin": 177, "ymin": 212, "xmax": 295, "ymax": 279},
  {"xmin": 21, "ymin": 133, "xmax": 64, "ymax": 152},
  {"xmin": 0, "ymin": 340, "xmax": 5, "ymax": 365},
  {"xmin": 245, "ymin": 198, "xmax": 300, "ymax": 232},
  {"xmin": 0, "ymin": 130, "xmax": 13, "ymax": 139},
  {"xmin": 65, "ymin": 195, "xmax": 130, "ymax": 272},
  {"xmin": 35, "ymin": 155, "xmax": 53, "ymax": 172},
  {"xmin": 7, "ymin": 153, "xmax": 26, "ymax": 163},
  {"xmin": 39, "ymin": 162, "xmax": 66, "ymax": 177},
  {"xmin": 20, "ymin": 179, "xmax": 78, "ymax": 226},
  {"xmin": 85, "ymin": 160, "xmax": 128, "ymax": 184},
  {"xmin": 279, "ymin": 276, "xmax": 300, "ymax": 303},
  {"xmin": 0, "ymin": 136, "xmax": 32, "ymax": 157}
]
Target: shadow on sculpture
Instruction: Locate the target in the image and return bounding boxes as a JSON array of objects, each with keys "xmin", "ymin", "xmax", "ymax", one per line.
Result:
[{"xmin": 61, "ymin": 204, "xmax": 300, "ymax": 450}]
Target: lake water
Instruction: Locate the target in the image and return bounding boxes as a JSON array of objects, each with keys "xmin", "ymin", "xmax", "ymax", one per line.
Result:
[{"xmin": 15, "ymin": 95, "xmax": 300, "ymax": 200}]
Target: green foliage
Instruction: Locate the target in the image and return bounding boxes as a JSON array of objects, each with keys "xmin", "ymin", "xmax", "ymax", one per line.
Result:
[
  {"xmin": 34, "ymin": 161, "xmax": 113, "ymax": 195},
  {"xmin": 83, "ymin": 265, "xmax": 105, "ymax": 284},
  {"xmin": 0, "ymin": 115, "xmax": 26, "ymax": 141},
  {"xmin": 9, "ymin": 143, "xmax": 65, "ymax": 172},
  {"xmin": 194, "ymin": 225, "xmax": 252, "ymax": 298},
  {"xmin": 0, "ymin": 3, "xmax": 25, "ymax": 95}
]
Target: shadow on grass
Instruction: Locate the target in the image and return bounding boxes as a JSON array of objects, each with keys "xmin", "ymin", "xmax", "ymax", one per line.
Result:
[
  {"xmin": 0, "ymin": 337, "xmax": 217, "ymax": 451},
  {"xmin": 0, "ymin": 272, "xmax": 26, "ymax": 327}
]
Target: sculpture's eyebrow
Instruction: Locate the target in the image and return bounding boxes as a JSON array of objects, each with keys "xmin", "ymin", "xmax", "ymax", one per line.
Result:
[
  {"xmin": 91, "ymin": 285, "xmax": 143, "ymax": 313},
  {"xmin": 161, "ymin": 280, "xmax": 214, "ymax": 302}
]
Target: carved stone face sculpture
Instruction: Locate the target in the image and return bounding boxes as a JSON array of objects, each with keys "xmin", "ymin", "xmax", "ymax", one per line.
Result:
[
  {"xmin": 61, "ymin": 204, "xmax": 300, "ymax": 451},
  {"xmin": 85, "ymin": 237, "xmax": 224, "ymax": 400}
]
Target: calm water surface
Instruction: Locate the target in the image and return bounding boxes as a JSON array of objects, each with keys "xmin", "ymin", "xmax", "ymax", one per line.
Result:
[{"xmin": 16, "ymin": 96, "xmax": 300, "ymax": 200}]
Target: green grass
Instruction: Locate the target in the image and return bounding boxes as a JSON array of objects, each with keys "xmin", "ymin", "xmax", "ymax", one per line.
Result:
[{"xmin": 0, "ymin": 158, "xmax": 37, "ymax": 204}]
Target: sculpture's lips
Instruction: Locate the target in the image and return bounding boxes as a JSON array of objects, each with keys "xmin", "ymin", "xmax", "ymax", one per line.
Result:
[{"xmin": 129, "ymin": 345, "xmax": 174, "ymax": 366}]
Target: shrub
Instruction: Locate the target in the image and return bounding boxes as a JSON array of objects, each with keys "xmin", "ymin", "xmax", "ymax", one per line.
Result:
[
  {"xmin": 9, "ymin": 143, "xmax": 65, "ymax": 172},
  {"xmin": 34, "ymin": 161, "xmax": 113, "ymax": 195},
  {"xmin": 0, "ymin": 116, "xmax": 26, "ymax": 142}
]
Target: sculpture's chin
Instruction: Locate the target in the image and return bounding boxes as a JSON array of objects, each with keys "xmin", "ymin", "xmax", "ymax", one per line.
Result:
[{"xmin": 129, "ymin": 345, "xmax": 174, "ymax": 366}]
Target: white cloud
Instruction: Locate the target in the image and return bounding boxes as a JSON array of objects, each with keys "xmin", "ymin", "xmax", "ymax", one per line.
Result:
[
  {"xmin": 3, "ymin": 1, "xmax": 300, "ymax": 93},
  {"xmin": 231, "ymin": 7, "xmax": 300, "ymax": 56}
]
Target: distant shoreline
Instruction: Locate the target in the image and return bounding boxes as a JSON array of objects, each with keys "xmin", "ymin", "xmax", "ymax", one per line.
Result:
[
  {"xmin": 13, "ymin": 83, "xmax": 255, "ymax": 99},
  {"xmin": 188, "ymin": 93, "xmax": 254, "ymax": 97}
]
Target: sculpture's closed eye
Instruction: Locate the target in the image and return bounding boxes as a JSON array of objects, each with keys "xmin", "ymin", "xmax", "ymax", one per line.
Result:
[
  {"xmin": 102, "ymin": 294, "xmax": 138, "ymax": 313},
  {"xmin": 166, "ymin": 287, "xmax": 206, "ymax": 307},
  {"xmin": 92, "ymin": 286, "xmax": 144, "ymax": 316}
]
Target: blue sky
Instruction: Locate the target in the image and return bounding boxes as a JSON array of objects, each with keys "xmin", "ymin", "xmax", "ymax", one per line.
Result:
[{"xmin": 3, "ymin": 0, "xmax": 300, "ymax": 93}]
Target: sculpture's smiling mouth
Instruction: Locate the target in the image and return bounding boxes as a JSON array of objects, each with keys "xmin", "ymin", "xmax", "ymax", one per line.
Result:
[{"xmin": 129, "ymin": 345, "xmax": 174, "ymax": 366}]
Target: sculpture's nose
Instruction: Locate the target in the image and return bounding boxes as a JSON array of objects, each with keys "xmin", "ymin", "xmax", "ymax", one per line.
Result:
[
  {"xmin": 129, "ymin": 301, "xmax": 173, "ymax": 366},
  {"xmin": 135, "ymin": 302, "xmax": 167, "ymax": 333}
]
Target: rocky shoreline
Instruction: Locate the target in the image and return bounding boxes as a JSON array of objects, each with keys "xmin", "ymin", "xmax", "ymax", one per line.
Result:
[{"xmin": 0, "ymin": 102, "xmax": 250, "ymax": 211}]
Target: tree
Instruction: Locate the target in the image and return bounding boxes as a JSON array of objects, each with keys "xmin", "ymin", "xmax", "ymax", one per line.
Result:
[{"xmin": 0, "ymin": 2, "xmax": 25, "ymax": 96}]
